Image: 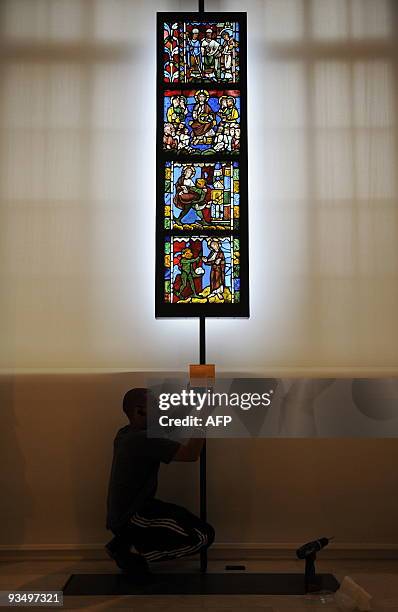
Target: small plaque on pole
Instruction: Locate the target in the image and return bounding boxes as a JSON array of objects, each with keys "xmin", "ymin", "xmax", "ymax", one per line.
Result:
[{"xmin": 189, "ymin": 364, "xmax": 215, "ymax": 388}]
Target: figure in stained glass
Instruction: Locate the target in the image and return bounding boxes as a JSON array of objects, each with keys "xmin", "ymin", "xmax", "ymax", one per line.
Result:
[
  {"xmin": 220, "ymin": 29, "xmax": 237, "ymax": 81},
  {"xmin": 175, "ymin": 247, "xmax": 203, "ymax": 299},
  {"xmin": 163, "ymin": 123, "xmax": 177, "ymax": 150},
  {"xmin": 202, "ymin": 238, "xmax": 225, "ymax": 297},
  {"xmin": 166, "ymin": 95, "xmax": 188, "ymax": 124},
  {"xmin": 190, "ymin": 90, "xmax": 216, "ymax": 141},
  {"xmin": 174, "ymin": 177, "xmax": 209, "ymax": 225},
  {"xmin": 201, "ymin": 28, "xmax": 220, "ymax": 80},
  {"xmin": 186, "ymin": 28, "xmax": 203, "ymax": 79},
  {"xmin": 217, "ymin": 95, "xmax": 239, "ymax": 123},
  {"xmin": 175, "ymin": 123, "xmax": 191, "ymax": 151}
]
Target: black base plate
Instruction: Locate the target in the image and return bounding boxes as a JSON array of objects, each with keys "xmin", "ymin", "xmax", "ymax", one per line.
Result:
[{"xmin": 63, "ymin": 572, "xmax": 339, "ymax": 596}]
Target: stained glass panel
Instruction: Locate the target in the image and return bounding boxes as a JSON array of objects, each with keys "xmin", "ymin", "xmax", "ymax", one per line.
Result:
[
  {"xmin": 164, "ymin": 235, "xmax": 240, "ymax": 304},
  {"xmin": 157, "ymin": 12, "xmax": 248, "ymax": 317},
  {"xmin": 164, "ymin": 161, "xmax": 239, "ymax": 232},
  {"xmin": 163, "ymin": 89, "xmax": 240, "ymax": 154},
  {"xmin": 163, "ymin": 21, "xmax": 240, "ymax": 83}
]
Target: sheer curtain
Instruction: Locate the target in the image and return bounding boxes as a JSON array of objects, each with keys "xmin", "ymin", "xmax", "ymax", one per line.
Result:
[{"xmin": 0, "ymin": 0, "xmax": 397, "ymax": 370}]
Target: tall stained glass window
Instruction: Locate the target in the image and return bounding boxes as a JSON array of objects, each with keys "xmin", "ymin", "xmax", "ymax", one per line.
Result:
[{"xmin": 156, "ymin": 12, "xmax": 248, "ymax": 317}]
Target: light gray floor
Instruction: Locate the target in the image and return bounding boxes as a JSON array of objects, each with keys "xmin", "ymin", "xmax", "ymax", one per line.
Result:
[{"xmin": 0, "ymin": 557, "xmax": 398, "ymax": 610}]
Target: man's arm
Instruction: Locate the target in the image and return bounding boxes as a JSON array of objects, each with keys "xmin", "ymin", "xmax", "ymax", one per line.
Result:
[{"xmin": 173, "ymin": 437, "xmax": 205, "ymax": 462}]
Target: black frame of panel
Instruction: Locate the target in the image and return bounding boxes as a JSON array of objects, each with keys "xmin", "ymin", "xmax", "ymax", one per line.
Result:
[{"xmin": 156, "ymin": 12, "xmax": 249, "ymax": 318}]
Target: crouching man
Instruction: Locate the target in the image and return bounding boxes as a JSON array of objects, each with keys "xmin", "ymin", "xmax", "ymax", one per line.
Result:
[{"xmin": 106, "ymin": 388, "xmax": 214, "ymax": 575}]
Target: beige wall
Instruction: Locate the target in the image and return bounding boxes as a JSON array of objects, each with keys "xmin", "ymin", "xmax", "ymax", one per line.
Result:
[
  {"xmin": 1, "ymin": 0, "xmax": 398, "ymax": 555},
  {"xmin": 2, "ymin": 372, "xmax": 398, "ymax": 552},
  {"xmin": 1, "ymin": 0, "xmax": 398, "ymax": 372}
]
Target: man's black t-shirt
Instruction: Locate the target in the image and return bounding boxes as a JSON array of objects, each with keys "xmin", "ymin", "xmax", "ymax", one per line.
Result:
[{"xmin": 106, "ymin": 426, "xmax": 180, "ymax": 532}]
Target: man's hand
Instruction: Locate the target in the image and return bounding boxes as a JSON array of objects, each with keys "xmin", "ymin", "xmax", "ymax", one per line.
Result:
[{"xmin": 173, "ymin": 437, "xmax": 205, "ymax": 462}]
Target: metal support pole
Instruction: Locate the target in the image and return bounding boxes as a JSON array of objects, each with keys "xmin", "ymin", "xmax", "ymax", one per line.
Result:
[
  {"xmin": 198, "ymin": 0, "xmax": 206, "ymax": 574},
  {"xmin": 199, "ymin": 315, "xmax": 206, "ymax": 364},
  {"xmin": 199, "ymin": 316, "xmax": 207, "ymax": 573}
]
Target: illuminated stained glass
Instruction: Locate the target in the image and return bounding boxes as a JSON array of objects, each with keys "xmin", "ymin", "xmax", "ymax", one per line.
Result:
[
  {"xmin": 157, "ymin": 12, "xmax": 248, "ymax": 317},
  {"xmin": 164, "ymin": 235, "xmax": 240, "ymax": 304},
  {"xmin": 163, "ymin": 89, "xmax": 240, "ymax": 154},
  {"xmin": 164, "ymin": 161, "xmax": 239, "ymax": 232},
  {"xmin": 163, "ymin": 21, "xmax": 240, "ymax": 83}
]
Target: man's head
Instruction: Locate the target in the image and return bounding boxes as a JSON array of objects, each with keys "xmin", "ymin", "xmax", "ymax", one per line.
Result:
[
  {"xmin": 123, "ymin": 388, "xmax": 152, "ymax": 430},
  {"xmin": 207, "ymin": 237, "xmax": 220, "ymax": 251},
  {"xmin": 195, "ymin": 90, "xmax": 208, "ymax": 104},
  {"xmin": 182, "ymin": 247, "xmax": 194, "ymax": 259},
  {"xmin": 184, "ymin": 165, "xmax": 195, "ymax": 178}
]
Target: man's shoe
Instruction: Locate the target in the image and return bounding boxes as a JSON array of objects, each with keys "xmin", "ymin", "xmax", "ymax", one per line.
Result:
[
  {"xmin": 106, "ymin": 542, "xmax": 149, "ymax": 577},
  {"xmin": 105, "ymin": 536, "xmax": 124, "ymax": 557}
]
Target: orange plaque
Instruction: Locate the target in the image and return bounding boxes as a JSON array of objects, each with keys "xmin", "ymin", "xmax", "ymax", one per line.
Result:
[{"xmin": 189, "ymin": 364, "xmax": 216, "ymax": 387}]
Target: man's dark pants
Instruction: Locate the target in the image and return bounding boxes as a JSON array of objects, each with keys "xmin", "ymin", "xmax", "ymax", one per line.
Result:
[{"xmin": 111, "ymin": 498, "xmax": 215, "ymax": 562}]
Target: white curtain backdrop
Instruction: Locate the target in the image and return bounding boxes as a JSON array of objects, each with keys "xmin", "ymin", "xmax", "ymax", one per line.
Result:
[{"xmin": 0, "ymin": 0, "xmax": 397, "ymax": 370}]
